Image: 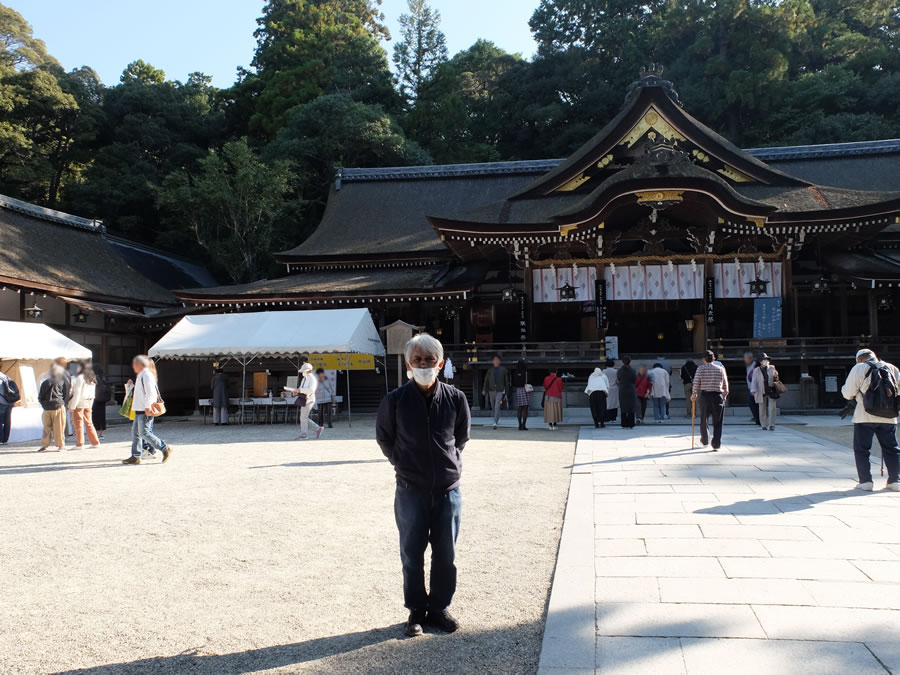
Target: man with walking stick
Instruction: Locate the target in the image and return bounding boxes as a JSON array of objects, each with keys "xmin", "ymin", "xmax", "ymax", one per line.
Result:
[{"xmin": 691, "ymin": 351, "xmax": 729, "ymax": 451}]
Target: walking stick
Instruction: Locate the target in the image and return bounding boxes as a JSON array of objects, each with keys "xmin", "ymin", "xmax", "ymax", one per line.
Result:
[{"xmin": 691, "ymin": 398, "xmax": 696, "ymax": 449}]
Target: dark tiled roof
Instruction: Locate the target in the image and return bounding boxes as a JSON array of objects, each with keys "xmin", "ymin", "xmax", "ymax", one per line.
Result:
[
  {"xmin": 736, "ymin": 185, "xmax": 900, "ymax": 212},
  {"xmin": 108, "ymin": 237, "xmax": 218, "ymax": 290},
  {"xmin": 278, "ymin": 174, "xmax": 542, "ymax": 259},
  {"xmin": 0, "ymin": 197, "xmax": 175, "ymax": 306},
  {"xmin": 177, "ymin": 266, "xmax": 478, "ymax": 300},
  {"xmin": 748, "ymin": 139, "xmax": 900, "ymax": 160}
]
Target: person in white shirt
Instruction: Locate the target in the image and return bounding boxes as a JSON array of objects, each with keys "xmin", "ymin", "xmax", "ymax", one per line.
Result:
[
  {"xmin": 648, "ymin": 363, "xmax": 671, "ymax": 423},
  {"xmin": 585, "ymin": 367, "xmax": 610, "ymax": 429},
  {"xmin": 841, "ymin": 349, "xmax": 900, "ymax": 491},
  {"xmin": 122, "ymin": 355, "xmax": 172, "ymax": 465},
  {"xmin": 292, "ymin": 362, "xmax": 323, "ymax": 440},
  {"xmin": 68, "ymin": 362, "xmax": 100, "ymax": 449}
]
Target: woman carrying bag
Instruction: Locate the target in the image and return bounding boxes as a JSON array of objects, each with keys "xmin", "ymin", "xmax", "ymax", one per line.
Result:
[
  {"xmin": 752, "ymin": 353, "xmax": 785, "ymax": 431},
  {"xmin": 291, "ymin": 363, "xmax": 324, "ymax": 440},
  {"xmin": 543, "ymin": 369, "xmax": 565, "ymax": 430}
]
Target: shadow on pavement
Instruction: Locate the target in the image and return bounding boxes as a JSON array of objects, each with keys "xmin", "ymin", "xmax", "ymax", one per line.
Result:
[
  {"xmin": 694, "ymin": 489, "xmax": 879, "ymax": 515},
  {"xmin": 249, "ymin": 459, "xmax": 387, "ymax": 469}
]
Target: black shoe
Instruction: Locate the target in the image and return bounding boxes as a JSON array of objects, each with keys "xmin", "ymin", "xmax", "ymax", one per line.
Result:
[
  {"xmin": 404, "ymin": 609, "xmax": 426, "ymax": 637},
  {"xmin": 594, "ymin": 423, "xmax": 600, "ymax": 428},
  {"xmin": 600, "ymin": 424, "xmax": 605, "ymax": 429},
  {"xmin": 426, "ymin": 609, "xmax": 459, "ymax": 633},
  {"xmin": 121, "ymin": 456, "xmax": 141, "ymax": 465}
]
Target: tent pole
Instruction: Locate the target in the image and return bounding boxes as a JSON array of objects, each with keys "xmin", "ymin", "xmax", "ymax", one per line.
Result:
[
  {"xmin": 346, "ymin": 355, "xmax": 351, "ymax": 429},
  {"xmin": 383, "ymin": 358, "xmax": 388, "ymax": 395},
  {"xmin": 241, "ymin": 357, "xmax": 247, "ymax": 426}
]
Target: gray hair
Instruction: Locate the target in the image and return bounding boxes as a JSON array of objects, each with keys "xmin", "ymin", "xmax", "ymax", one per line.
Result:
[
  {"xmin": 404, "ymin": 333, "xmax": 444, "ymax": 364},
  {"xmin": 133, "ymin": 354, "xmax": 151, "ymax": 369}
]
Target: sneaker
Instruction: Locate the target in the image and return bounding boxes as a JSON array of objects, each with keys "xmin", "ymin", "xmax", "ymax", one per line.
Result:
[
  {"xmin": 74, "ymin": 446, "xmax": 84, "ymax": 451},
  {"xmin": 58, "ymin": 447, "xmax": 67, "ymax": 452},
  {"xmin": 122, "ymin": 456, "xmax": 141, "ymax": 465},
  {"xmin": 769, "ymin": 426, "xmax": 775, "ymax": 431},
  {"xmin": 426, "ymin": 609, "xmax": 459, "ymax": 633},
  {"xmin": 492, "ymin": 423, "xmax": 497, "ymax": 430},
  {"xmin": 140, "ymin": 450, "xmax": 156, "ymax": 459},
  {"xmin": 886, "ymin": 482, "xmax": 900, "ymax": 492},
  {"xmin": 856, "ymin": 481, "xmax": 874, "ymax": 491},
  {"xmin": 295, "ymin": 434, "xmax": 308, "ymax": 441},
  {"xmin": 90, "ymin": 444, "xmax": 100, "ymax": 449},
  {"xmin": 38, "ymin": 447, "xmax": 47, "ymax": 452},
  {"xmin": 404, "ymin": 609, "xmax": 426, "ymax": 637},
  {"xmin": 315, "ymin": 427, "xmax": 324, "ymax": 440},
  {"xmin": 162, "ymin": 446, "xmax": 173, "ymax": 464}
]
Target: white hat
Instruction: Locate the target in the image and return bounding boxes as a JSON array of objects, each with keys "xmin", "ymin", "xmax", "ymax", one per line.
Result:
[
  {"xmin": 300, "ymin": 362, "xmax": 314, "ymax": 373},
  {"xmin": 856, "ymin": 349, "xmax": 874, "ymax": 359}
]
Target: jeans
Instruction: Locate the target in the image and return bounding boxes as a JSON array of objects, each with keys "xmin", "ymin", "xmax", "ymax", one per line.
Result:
[
  {"xmin": 0, "ymin": 404, "xmax": 11, "ymax": 443},
  {"xmin": 488, "ymin": 391, "xmax": 504, "ymax": 425},
  {"xmin": 698, "ymin": 392, "xmax": 725, "ymax": 449},
  {"xmin": 653, "ymin": 397, "xmax": 667, "ymax": 421},
  {"xmin": 131, "ymin": 413, "xmax": 167, "ymax": 458},
  {"xmin": 748, "ymin": 390, "xmax": 760, "ymax": 425},
  {"xmin": 394, "ymin": 481, "xmax": 461, "ymax": 612},
  {"xmin": 853, "ymin": 423, "xmax": 900, "ymax": 484}
]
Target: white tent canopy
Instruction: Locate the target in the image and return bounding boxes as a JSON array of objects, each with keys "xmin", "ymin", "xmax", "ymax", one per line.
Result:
[
  {"xmin": 0, "ymin": 320, "xmax": 92, "ymax": 361},
  {"xmin": 149, "ymin": 309, "xmax": 386, "ymax": 360}
]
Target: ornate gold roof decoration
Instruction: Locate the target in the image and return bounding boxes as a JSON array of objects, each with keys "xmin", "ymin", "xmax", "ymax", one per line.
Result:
[
  {"xmin": 556, "ymin": 172, "xmax": 591, "ymax": 192},
  {"xmin": 621, "ymin": 106, "xmax": 687, "ymax": 149},
  {"xmin": 636, "ymin": 190, "xmax": 684, "ymax": 205},
  {"xmin": 717, "ymin": 165, "xmax": 753, "ymax": 183}
]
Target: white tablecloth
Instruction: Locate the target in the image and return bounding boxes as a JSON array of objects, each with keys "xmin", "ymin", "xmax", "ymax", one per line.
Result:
[{"xmin": 9, "ymin": 407, "xmax": 43, "ymax": 443}]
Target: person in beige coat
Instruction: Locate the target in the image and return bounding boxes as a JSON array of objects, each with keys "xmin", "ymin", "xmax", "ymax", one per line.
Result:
[{"xmin": 751, "ymin": 353, "xmax": 780, "ymax": 430}]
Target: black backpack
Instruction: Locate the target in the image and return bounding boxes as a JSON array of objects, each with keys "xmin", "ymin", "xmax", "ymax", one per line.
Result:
[
  {"xmin": 863, "ymin": 362, "xmax": 899, "ymax": 419},
  {"xmin": 0, "ymin": 376, "xmax": 20, "ymax": 404}
]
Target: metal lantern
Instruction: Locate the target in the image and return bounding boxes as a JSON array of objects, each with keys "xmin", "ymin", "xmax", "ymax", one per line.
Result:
[
  {"xmin": 501, "ymin": 287, "xmax": 517, "ymax": 303},
  {"xmin": 73, "ymin": 310, "xmax": 89, "ymax": 323},
  {"xmin": 812, "ymin": 276, "xmax": 831, "ymax": 295},
  {"xmin": 747, "ymin": 277, "xmax": 770, "ymax": 296},
  {"xmin": 24, "ymin": 304, "xmax": 43, "ymax": 319},
  {"xmin": 557, "ymin": 283, "xmax": 578, "ymax": 301}
]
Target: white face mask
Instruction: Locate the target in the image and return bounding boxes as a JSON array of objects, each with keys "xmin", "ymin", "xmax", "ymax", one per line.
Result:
[
  {"xmin": 760, "ymin": 360, "xmax": 769, "ymax": 367},
  {"xmin": 411, "ymin": 367, "xmax": 439, "ymax": 387}
]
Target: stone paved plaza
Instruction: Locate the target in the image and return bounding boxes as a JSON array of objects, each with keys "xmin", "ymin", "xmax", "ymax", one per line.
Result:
[{"xmin": 539, "ymin": 423, "xmax": 900, "ymax": 674}]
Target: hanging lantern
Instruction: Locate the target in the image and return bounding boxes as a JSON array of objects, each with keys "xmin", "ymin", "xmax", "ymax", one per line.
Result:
[
  {"xmin": 812, "ymin": 276, "xmax": 831, "ymax": 295},
  {"xmin": 73, "ymin": 310, "xmax": 89, "ymax": 323},
  {"xmin": 24, "ymin": 304, "xmax": 44, "ymax": 319},
  {"xmin": 747, "ymin": 277, "xmax": 769, "ymax": 296}
]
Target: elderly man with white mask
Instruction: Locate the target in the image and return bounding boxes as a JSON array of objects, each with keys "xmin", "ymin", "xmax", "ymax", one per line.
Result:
[{"xmin": 376, "ymin": 333, "xmax": 471, "ymax": 638}]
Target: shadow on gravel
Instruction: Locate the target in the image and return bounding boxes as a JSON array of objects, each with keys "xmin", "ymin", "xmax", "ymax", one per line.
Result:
[
  {"xmin": 249, "ymin": 459, "xmax": 387, "ymax": 469},
  {"xmin": 0, "ymin": 460, "xmax": 122, "ymax": 475}
]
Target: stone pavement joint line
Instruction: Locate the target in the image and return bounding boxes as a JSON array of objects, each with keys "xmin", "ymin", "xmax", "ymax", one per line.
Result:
[{"xmin": 537, "ymin": 424, "xmax": 900, "ymax": 674}]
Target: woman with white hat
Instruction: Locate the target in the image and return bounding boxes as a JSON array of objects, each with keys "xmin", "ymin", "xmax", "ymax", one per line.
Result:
[
  {"xmin": 292, "ymin": 363, "xmax": 324, "ymax": 440},
  {"xmin": 585, "ymin": 367, "xmax": 609, "ymax": 429}
]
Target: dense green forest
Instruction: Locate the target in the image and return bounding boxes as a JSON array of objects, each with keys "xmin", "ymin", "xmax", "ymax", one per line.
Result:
[{"xmin": 2, "ymin": 0, "xmax": 899, "ymax": 283}]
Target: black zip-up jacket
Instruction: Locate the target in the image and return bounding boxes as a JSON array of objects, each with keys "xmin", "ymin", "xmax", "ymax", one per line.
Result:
[
  {"xmin": 376, "ymin": 380, "xmax": 471, "ymax": 494},
  {"xmin": 38, "ymin": 374, "xmax": 70, "ymax": 411}
]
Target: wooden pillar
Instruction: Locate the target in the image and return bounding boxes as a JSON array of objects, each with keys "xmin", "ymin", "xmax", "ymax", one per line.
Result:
[
  {"xmin": 868, "ymin": 291, "xmax": 879, "ymax": 338},
  {"xmin": 839, "ymin": 289, "xmax": 849, "ymax": 337},
  {"xmin": 782, "ymin": 262, "xmax": 795, "ymax": 337}
]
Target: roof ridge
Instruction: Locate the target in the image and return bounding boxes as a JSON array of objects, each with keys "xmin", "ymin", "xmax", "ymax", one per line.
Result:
[
  {"xmin": 336, "ymin": 139, "xmax": 900, "ymax": 183},
  {"xmin": 0, "ymin": 193, "xmax": 105, "ymax": 232}
]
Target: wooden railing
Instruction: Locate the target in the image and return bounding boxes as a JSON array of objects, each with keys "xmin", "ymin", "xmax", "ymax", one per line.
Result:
[{"xmin": 709, "ymin": 336, "xmax": 900, "ymax": 361}]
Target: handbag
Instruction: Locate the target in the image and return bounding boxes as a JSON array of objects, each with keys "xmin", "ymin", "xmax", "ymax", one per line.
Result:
[
  {"xmin": 119, "ymin": 392, "xmax": 134, "ymax": 419},
  {"xmin": 525, "ymin": 384, "xmax": 534, "ymax": 393},
  {"xmin": 144, "ymin": 376, "xmax": 166, "ymax": 418},
  {"xmin": 294, "ymin": 393, "xmax": 308, "ymax": 407}
]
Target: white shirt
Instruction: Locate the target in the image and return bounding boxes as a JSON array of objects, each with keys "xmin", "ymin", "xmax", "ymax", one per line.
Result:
[
  {"xmin": 842, "ymin": 359, "xmax": 900, "ymax": 424},
  {"xmin": 132, "ymin": 369, "xmax": 158, "ymax": 412},
  {"xmin": 649, "ymin": 367, "xmax": 670, "ymax": 399},
  {"xmin": 585, "ymin": 370, "xmax": 609, "ymax": 395},
  {"xmin": 299, "ymin": 373, "xmax": 318, "ymax": 407},
  {"xmin": 68, "ymin": 374, "xmax": 96, "ymax": 410}
]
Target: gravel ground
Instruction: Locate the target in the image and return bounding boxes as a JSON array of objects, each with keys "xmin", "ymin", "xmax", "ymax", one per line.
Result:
[{"xmin": 0, "ymin": 418, "xmax": 575, "ymax": 675}]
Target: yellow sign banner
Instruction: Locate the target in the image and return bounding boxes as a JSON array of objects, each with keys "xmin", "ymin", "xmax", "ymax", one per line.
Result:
[{"xmin": 307, "ymin": 353, "xmax": 376, "ymax": 371}]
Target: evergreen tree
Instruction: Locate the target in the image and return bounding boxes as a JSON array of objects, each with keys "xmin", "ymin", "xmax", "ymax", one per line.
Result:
[{"xmin": 393, "ymin": 0, "xmax": 448, "ymax": 103}]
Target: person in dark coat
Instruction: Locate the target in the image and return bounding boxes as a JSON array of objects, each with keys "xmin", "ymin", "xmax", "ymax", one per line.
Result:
[
  {"xmin": 617, "ymin": 355, "xmax": 638, "ymax": 429},
  {"xmin": 92, "ymin": 366, "xmax": 110, "ymax": 438},
  {"xmin": 211, "ymin": 368, "xmax": 229, "ymax": 425}
]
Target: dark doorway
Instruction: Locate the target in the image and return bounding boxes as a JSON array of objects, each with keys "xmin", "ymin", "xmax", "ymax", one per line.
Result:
[{"xmin": 607, "ymin": 304, "xmax": 691, "ymax": 353}]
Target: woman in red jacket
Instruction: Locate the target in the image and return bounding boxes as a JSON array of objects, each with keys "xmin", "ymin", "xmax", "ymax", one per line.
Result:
[
  {"xmin": 635, "ymin": 365, "xmax": 651, "ymax": 424},
  {"xmin": 543, "ymin": 369, "xmax": 565, "ymax": 430}
]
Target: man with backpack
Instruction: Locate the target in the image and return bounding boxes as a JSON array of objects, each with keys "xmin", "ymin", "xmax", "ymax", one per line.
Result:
[
  {"xmin": 0, "ymin": 370, "xmax": 20, "ymax": 444},
  {"xmin": 841, "ymin": 349, "xmax": 900, "ymax": 491}
]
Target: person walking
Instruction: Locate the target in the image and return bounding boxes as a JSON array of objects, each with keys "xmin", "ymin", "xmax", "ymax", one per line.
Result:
[
  {"xmin": 648, "ymin": 363, "xmax": 671, "ymax": 423},
  {"xmin": 744, "ymin": 351, "xmax": 760, "ymax": 426},
  {"xmin": 375, "ymin": 333, "xmax": 470, "ymax": 638},
  {"xmin": 482, "ymin": 354, "xmax": 509, "ymax": 430},
  {"xmin": 92, "ymin": 366, "xmax": 109, "ymax": 439},
  {"xmin": 841, "ymin": 349, "xmax": 900, "ymax": 491},
  {"xmin": 0, "ymin": 370, "xmax": 18, "ymax": 445},
  {"xmin": 681, "ymin": 358, "xmax": 698, "ymax": 417},
  {"xmin": 211, "ymin": 368, "xmax": 229, "ymax": 426},
  {"xmin": 603, "ymin": 359, "xmax": 619, "ymax": 423},
  {"xmin": 636, "ymin": 365, "xmax": 651, "ymax": 423},
  {"xmin": 617, "ymin": 356, "xmax": 638, "ymax": 429},
  {"xmin": 122, "ymin": 355, "xmax": 171, "ymax": 465},
  {"xmin": 38, "ymin": 364, "xmax": 70, "ymax": 452},
  {"xmin": 315, "ymin": 368, "xmax": 336, "ymax": 429},
  {"xmin": 658, "ymin": 355, "xmax": 673, "ymax": 418},
  {"xmin": 512, "ymin": 359, "xmax": 532, "ymax": 431},
  {"xmin": 751, "ymin": 353, "xmax": 782, "ymax": 431},
  {"xmin": 68, "ymin": 363, "xmax": 100, "ymax": 449},
  {"xmin": 585, "ymin": 367, "xmax": 609, "ymax": 429},
  {"xmin": 543, "ymin": 369, "xmax": 564, "ymax": 430},
  {"xmin": 292, "ymin": 363, "xmax": 324, "ymax": 440},
  {"xmin": 691, "ymin": 350, "xmax": 730, "ymax": 451}
]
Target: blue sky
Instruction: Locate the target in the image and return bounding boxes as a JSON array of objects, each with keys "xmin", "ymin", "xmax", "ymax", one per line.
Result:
[{"xmin": 19, "ymin": 0, "xmax": 539, "ymax": 87}]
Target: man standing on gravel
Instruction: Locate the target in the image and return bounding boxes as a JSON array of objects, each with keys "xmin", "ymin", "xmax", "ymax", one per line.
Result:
[{"xmin": 376, "ymin": 333, "xmax": 471, "ymax": 638}]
